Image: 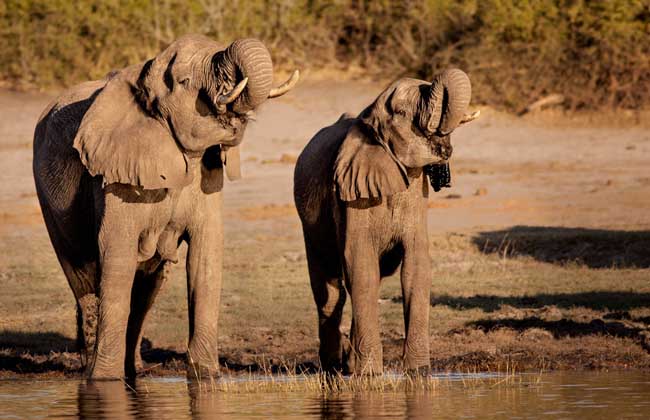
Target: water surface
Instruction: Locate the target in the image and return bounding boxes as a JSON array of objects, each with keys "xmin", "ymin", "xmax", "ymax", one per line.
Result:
[{"xmin": 1, "ymin": 371, "xmax": 649, "ymax": 419}]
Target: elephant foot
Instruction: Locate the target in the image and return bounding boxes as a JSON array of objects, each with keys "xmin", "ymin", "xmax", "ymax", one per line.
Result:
[
  {"xmin": 186, "ymin": 362, "xmax": 219, "ymax": 381},
  {"xmin": 88, "ymin": 367, "xmax": 125, "ymax": 381},
  {"xmin": 320, "ymin": 335, "xmax": 351, "ymax": 375},
  {"xmin": 89, "ymin": 354, "xmax": 126, "ymax": 381},
  {"xmin": 404, "ymin": 365, "xmax": 431, "ymax": 378},
  {"xmin": 403, "ymin": 351, "xmax": 431, "ymax": 375},
  {"xmin": 80, "ymin": 348, "xmax": 95, "ymax": 371},
  {"xmin": 345, "ymin": 348, "xmax": 383, "ymax": 376},
  {"xmin": 187, "ymin": 340, "xmax": 220, "ymax": 380}
]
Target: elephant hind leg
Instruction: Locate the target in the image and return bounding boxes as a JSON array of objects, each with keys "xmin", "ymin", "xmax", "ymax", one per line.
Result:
[
  {"xmin": 125, "ymin": 261, "xmax": 168, "ymax": 378},
  {"xmin": 305, "ymin": 243, "xmax": 347, "ymax": 374},
  {"xmin": 77, "ymin": 293, "xmax": 99, "ymax": 369},
  {"xmin": 55, "ymin": 254, "xmax": 97, "ymax": 370}
]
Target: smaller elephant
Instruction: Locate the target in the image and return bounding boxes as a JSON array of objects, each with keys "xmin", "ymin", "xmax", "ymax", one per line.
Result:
[{"xmin": 294, "ymin": 70, "xmax": 478, "ymax": 374}]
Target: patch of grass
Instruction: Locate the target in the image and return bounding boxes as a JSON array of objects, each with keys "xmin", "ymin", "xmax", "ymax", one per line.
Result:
[{"xmin": 2, "ymin": 219, "xmax": 650, "ymax": 376}]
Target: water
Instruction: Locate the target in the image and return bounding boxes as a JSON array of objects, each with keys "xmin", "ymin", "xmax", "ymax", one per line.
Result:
[{"xmin": 1, "ymin": 371, "xmax": 649, "ymax": 419}]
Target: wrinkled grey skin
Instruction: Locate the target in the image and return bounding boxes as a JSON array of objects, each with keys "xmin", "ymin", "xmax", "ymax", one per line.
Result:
[
  {"xmin": 33, "ymin": 34, "xmax": 297, "ymax": 380},
  {"xmin": 294, "ymin": 70, "xmax": 474, "ymax": 374}
]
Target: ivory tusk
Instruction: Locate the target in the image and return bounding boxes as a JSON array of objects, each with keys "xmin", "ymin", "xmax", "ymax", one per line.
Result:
[
  {"xmin": 268, "ymin": 70, "xmax": 300, "ymax": 98},
  {"xmin": 216, "ymin": 77, "xmax": 249, "ymax": 106},
  {"xmin": 459, "ymin": 110, "xmax": 481, "ymax": 124}
]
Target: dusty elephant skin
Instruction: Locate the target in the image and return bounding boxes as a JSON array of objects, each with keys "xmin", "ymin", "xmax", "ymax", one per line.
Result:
[
  {"xmin": 294, "ymin": 70, "xmax": 477, "ymax": 375},
  {"xmin": 32, "ymin": 34, "xmax": 298, "ymax": 380}
]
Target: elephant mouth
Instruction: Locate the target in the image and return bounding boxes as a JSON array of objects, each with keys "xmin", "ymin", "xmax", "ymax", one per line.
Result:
[
  {"xmin": 424, "ymin": 162, "xmax": 452, "ymax": 192},
  {"xmin": 429, "ymin": 135, "xmax": 453, "ymax": 162}
]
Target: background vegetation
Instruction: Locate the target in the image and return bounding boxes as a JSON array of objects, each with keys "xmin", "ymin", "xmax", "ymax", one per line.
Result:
[{"xmin": 1, "ymin": 0, "xmax": 649, "ymax": 111}]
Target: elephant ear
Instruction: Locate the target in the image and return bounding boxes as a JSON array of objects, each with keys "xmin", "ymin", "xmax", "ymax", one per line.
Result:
[
  {"xmin": 73, "ymin": 66, "xmax": 192, "ymax": 190},
  {"xmin": 334, "ymin": 124, "xmax": 409, "ymax": 201}
]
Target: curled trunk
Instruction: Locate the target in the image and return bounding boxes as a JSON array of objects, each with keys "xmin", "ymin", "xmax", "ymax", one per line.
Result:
[
  {"xmin": 214, "ymin": 38, "xmax": 274, "ymax": 113},
  {"xmin": 421, "ymin": 69, "xmax": 472, "ymax": 135}
]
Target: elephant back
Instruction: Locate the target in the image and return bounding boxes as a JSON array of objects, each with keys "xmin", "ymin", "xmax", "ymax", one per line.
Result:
[
  {"xmin": 294, "ymin": 116, "xmax": 356, "ymax": 226},
  {"xmin": 33, "ymin": 80, "xmax": 105, "ymax": 213}
]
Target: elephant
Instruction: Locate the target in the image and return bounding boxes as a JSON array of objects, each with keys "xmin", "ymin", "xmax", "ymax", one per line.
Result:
[
  {"xmin": 293, "ymin": 70, "xmax": 478, "ymax": 375},
  {"xmin": 32, "ymin": 34, "xmax": 298, "ymax": 379}
]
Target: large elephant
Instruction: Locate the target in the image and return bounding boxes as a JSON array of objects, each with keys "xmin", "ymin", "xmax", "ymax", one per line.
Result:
[
  {"xmin": 33, "ymin": 34, "xmax": 298, "ymax": 379},
  {"xmin": 294, "ymin": 70, "xmax": 477, "ymax": 374}
]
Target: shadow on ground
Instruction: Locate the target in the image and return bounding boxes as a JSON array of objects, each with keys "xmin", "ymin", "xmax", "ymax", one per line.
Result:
[
  {"xmin": 0, "ymin": 331, "xmax": 318, "ymax": 376},
  {"xmin": 472, "ymin": 226, "xmax": 650, "ymax": 268},
  {"xmin": 430, "ymin": 291, "xmax": 650, "ymax": 312},
  {"xmin": 470, "ymin": 317, "xmax": 647, "ymax": 341},
  {"xmin": 0, "ymin": 331, "xmax": 80, "ymax": 374}
]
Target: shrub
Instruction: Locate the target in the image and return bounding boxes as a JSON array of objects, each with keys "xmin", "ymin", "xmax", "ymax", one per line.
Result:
[{"xmin": 1, "ymin": 0, "xmax": 648, "ymax": 111}]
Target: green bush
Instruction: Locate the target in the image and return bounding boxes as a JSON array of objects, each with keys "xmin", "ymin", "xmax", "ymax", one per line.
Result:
[{"xmin": 1, "ymin": 0, "xmax": 648, "ymax": 111}]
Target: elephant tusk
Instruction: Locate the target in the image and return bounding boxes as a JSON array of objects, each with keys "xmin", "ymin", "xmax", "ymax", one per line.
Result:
[
  {"xmin": 268, "ymin": 70, "xmax": 300, "ymax": 98},
  {"xmin": 459, "ymin": 110, "xmax": 480, "ymax": 125},
  {"xmin": 216, "ymin": 77, "xmax": 249, "ymax": 106}
]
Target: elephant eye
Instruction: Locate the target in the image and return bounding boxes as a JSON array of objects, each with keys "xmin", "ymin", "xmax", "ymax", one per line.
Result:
[{"xmin": 178, "ymin": 78, "xmax": 190, "ymax": 87}]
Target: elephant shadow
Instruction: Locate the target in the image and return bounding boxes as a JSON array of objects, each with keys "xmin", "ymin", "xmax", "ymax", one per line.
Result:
[
  {"xmin": 0, "ymin": 330, "xmax": 80, "ymax": 373},
  {"xmin": 0, "ymin": 331, "xmax": 188, "ymax": 374},
  {"xmin": 0, "ymin": 330, "xmax": 318, "ymax": 375},
  {"xmin": 430, "ymin": 291, "xmax": 650, "ymax": 313},
  {"xmin": 472, "ymin": 225, "xmax": 650, "ymax": 269}
]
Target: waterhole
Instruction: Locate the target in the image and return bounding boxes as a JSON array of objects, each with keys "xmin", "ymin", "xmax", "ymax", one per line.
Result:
[{"xmin": 1, "ymin": 371, "xmax": 649, "ymax": 419}]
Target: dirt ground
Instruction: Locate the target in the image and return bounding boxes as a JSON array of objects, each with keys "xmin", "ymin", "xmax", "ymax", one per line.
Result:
[{"xmin": 1, "ymin": 79, "xmax": 649, "ymax": 378}]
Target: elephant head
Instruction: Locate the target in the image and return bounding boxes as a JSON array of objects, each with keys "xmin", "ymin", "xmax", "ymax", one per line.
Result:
[
  {"xmin": 73, "ymin": 34, "xmax": 298, "ymax": 189},
  {"xmin": 335, "ymin": 69, "xmax": 478, "ymax": 201},
  {"xmin": 360, "ymin": 69, "xmax": 477, "ymax": 168}
]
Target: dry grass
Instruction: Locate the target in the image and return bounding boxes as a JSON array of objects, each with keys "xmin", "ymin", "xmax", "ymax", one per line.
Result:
[
  {"xmin": 2, "ymin": 219, "xmax": 650, "ymax": 377},
  {"xmin": 178, "ymin": 358, "xmax": 524, "ymax": 394}
]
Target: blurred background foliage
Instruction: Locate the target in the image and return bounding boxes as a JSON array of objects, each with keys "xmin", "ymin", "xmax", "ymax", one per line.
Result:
[{"xmin": 0, "ymin": 0, "xmax": 648, "ymax": 111}]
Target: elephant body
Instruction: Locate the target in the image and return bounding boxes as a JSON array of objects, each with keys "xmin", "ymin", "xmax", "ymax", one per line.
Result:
[
  {"xmin": 33, "ymin": 34, "xmax": 297, "ymax": 379},
  {"xmin": 294, "ymin": 117, "xmax": 431, "ymax": 374},
  {"xmin": 294, "ymin": 73, "xmax": 476, "ymax": 374}
]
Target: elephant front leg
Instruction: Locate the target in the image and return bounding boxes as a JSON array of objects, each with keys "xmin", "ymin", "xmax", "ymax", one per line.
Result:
[
  {"xmin": 125, "ymin": 261, "xmax": 169, "ymax": 378},
  {"xmin": 400, "ymin": 234, "xmax": 431, "ymax": 374},
  {"xmin": 186, "ymin": 220, "xmax": 222, "ymax": 379},
  {"xmin": 343, "ymin": 242, "xmax": 383, "ymax": 375},
  {"xmin": 89, "ymin": 243, "xmax": 138, "ymax": 379}
]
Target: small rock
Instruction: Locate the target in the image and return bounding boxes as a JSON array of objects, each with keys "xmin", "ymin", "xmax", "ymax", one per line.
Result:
[
  {"xmin": 282, "ymin": 252, "xmax": 304, "ymax": 262},
  {"xmin": 626, "ymin": 145, "xmax": 637, "ymax": 150},
  {"xmin": 474, "ymin": 187, "xmax": 488, "ymax": 196}
]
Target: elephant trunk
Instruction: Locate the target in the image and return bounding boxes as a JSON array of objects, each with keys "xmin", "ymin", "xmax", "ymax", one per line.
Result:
[
  {"xmin": 213, "ymin": 38, "xmax": 274, "ymax": 113},
  {"xmin": 421, "ymin": 69, "xmax": 472, "ymax": 135}
]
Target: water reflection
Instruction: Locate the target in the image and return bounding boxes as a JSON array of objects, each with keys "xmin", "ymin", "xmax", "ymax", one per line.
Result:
[
  {"xmin": 77, "ymin": 381, "xmax": 138, "ymax": 419},
  {"xmin": 313, "ymin": 391, "xmax": 435, "ymax": 419},
  {"xmin": 1, "ymin": 372, "xmax": 650, "ymax": 419}
]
